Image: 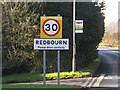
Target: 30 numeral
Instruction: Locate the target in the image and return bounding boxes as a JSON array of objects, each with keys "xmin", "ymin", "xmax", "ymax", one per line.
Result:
[{"xmin": 45, "ymin": 24, "xmax": 58, "ymax": 31}]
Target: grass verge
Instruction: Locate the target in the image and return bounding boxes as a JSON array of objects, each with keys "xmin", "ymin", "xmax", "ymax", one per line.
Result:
[
  {"xmin": 2, "ymin": 84, "xmax": 80, "ymax": 88},
  {"xmin": 2, "ymin": 72, "xmax": 90, "ymax": 84},
  {"xmin": 81, "ymin": 58, "xmax": 100, "ymax": 73},
  {"xmin": 2, "ymin": 58, "xmax": 100, "ymax": 84}
]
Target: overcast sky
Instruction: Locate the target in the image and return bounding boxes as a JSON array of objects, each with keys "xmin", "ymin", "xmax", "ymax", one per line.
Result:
[{"xmin": 104, "ymin": 0, "xmax": 120, "ymax": 26}]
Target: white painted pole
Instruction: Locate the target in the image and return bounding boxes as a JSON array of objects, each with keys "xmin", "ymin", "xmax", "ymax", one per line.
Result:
[{"xmin": 72, "ymin": 0, "xmax": 76, "ymax": 72}]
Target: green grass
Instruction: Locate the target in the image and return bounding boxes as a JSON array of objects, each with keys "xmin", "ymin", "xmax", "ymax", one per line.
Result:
[
  {"xmin": 3, "ymin": 72, "xmax": 90, "ymax": 84},
  {"xmin": 2, "ymin": 84, "xmax": 80, "ymax": 88},
  {"xmin": 81, "ymin": 58, "xmax": 100, "ymax": 73},
  {"xmin": 3, "ymin": 58, "xmax": 100, "ymax": 84}
]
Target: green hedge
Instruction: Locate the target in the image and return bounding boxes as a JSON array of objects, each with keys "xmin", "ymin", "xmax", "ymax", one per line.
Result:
[{"xmin": 46, "ymin": 72, "xmax": 90, "ymax": 80}]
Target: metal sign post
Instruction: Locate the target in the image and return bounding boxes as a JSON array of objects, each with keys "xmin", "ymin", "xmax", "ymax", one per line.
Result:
[
  {"xmin": 43, "ymin": 50, "xmax": 46, "ymax": 86},
  {"xmin": 57, "ymin": 14, "xmax": 60, "ymax": 86},
  {"xmin": 34, "ymin": 14, "xmax": 69, "ymax": 87},
  {"xmin": 43, "ymin": 14, "xmax": 46, "ymax": 86},
  {"xmin": 57, "ymin": 50, "xmax": 60, "ymax": 85}
]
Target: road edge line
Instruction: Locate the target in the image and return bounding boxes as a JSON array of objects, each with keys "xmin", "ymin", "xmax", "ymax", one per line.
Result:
[
  {"xmin": 87, "ymin": 77, "xmax": 97, "ymax": 87},
  {"xmin": 92, "ymin": 74, "xmax": 105, "ymax": 87},
  {"xmin": 82, "ymin": 77, "xmax": 92, "ymax": 87}
]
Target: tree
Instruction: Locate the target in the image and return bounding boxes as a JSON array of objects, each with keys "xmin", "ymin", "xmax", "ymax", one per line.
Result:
[
  {"xmin": 2, "ymin": 2, "xmax": 44, "ymax": 74},
  {"xmin": 75, "ymin": 2, "xmax": 105, "ymax": 69},
  {"xmin": 2, "ymin": 2, "xmax": 105, "ymax": 74},
  {"xmin": 42, "ymin": 2, "xmax": 105, "ymax": 71}
]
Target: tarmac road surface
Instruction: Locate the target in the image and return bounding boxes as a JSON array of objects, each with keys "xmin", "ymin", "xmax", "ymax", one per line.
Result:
[
  {"xmin": 95, "ymin": 46, "xmax": 119, "ymax": 76},
  {"xmin": 91, "ymin": 46, "xmax": 120, "ymax": 89}
]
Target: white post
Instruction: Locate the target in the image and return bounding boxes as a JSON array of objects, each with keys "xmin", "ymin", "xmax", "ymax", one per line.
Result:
[{"xmin": 72, "ymin": 0, "xmax": 76, "ymax": 72}]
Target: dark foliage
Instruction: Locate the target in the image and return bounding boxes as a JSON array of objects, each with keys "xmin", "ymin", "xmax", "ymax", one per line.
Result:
[{"xmin": 2, "ymin": 2, "xmax": 105, "ymax": 74}]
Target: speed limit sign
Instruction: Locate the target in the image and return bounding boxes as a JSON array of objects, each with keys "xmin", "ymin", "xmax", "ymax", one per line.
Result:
[{"xmin": 40, "ymin": 16, "xmax": 62, "ymax": 38}]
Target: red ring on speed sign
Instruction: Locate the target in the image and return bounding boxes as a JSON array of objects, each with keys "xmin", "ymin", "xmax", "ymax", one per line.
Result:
[{"xmin": 42, "ymin": 19, "xmax": 60, "ymax": 36}]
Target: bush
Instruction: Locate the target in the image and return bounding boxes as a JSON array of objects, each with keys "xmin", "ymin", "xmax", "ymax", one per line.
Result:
[{"xmin": 46, "ymin": 72, "xmax": 90, "ymax": 80}]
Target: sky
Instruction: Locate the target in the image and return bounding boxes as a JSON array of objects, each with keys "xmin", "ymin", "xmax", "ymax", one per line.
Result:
[{"xmin": 104, "ymin": 0, "xmax": 120, "ymax": 26}]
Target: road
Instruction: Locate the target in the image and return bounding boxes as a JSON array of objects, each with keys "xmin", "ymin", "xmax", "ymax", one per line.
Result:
[
  {"xmin": 95, "ymin": 46, "xmax": 119, "ymax": 76},
  {"xmin": 91, "ymin": 46, "xmax": 120, "ymax": 89},
  {"xmin": 83, "ymin": 46, "xmax": 120, "ymax": 90}
]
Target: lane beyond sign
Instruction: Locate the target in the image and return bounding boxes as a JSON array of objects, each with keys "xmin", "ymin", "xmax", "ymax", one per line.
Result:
[{"xmin": 40, "ymin": 16, "xmax": 62, "ymax": 38}]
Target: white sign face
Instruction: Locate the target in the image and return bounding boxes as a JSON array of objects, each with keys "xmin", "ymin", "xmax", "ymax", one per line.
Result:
[
  {"xmin": 34, "ymin": 39, "xmax": 69, "ymax": 50},
  {"xmin": 75, "ymin": 20, "xmax": 83, "ymax": 33},
  {"xmin": 43, "ymin": 20, "xmax": 60, "ymax": 36}
]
